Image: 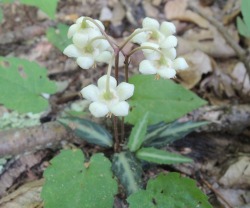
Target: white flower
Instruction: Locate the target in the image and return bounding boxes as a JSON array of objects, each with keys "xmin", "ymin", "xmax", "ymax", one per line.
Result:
[
  {"xmin": 139, "ymin": 56, "xmax": 188, "ymax": 79},
  {"xmin": 68, "ymin": 16, "xmax": 105, "ymax": 39},
  {"xmin": 63, "ymin": 38, "xmax": 112, "ymax": 69},
  {"xmin": 132, "ymin": 17, "xmax": 176, "ymax": 46},
  {"xmin": 80, "ymin": 75, "xmax": 134, "ymax": 117}
]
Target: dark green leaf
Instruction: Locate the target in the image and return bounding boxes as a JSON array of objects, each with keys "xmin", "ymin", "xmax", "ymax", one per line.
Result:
[
  {"xmin": 58, "ymin": 117, "xmax": 113, "ymax": 147},
  {"xmin": 136, "ymin": 147, "xmax": 192, "ymax": 165},
  {"xmin": 237, "ymin": 17, "xmax": 250, "ymax": 38},
  {"xmin": 127, "ymin": 172, "xmax": 213, "ymax": 208},
  {"xmin": 128, "ymin": 112, "xmax": 148, "ymax": 152},
  {"xmin": 126, "ymin": 75, "xmax": 206, "ymax": 125},
  {"xmin": 144, "ymin": 121, "xmax": 209, "ymax": 147},
  {"xmin": 112, "ymin": 151, "xmax": 143, "ymax": 196},
  {"xmin": 241, "ymin": 0, "xmax": 250, "ymax": 28},
  {"xmin": 0, "ymin": 57, "xmax": 56, "ymax": 113},
  {"xmin": 42, "ymin": 149, "xmax": 118, "ymax": 208}
]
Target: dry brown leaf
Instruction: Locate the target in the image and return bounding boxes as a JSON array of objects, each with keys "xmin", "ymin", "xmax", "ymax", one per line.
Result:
[
  {"xmin": 231, "ymin": 62, "xmax": 250, "ymax": 94},
  {"xmin": 0, "ymin": 180, "xmax": 43, "ymax": 208},
  {"xmin": 111, "ymin": 2, "xmax": 126, "ymax": 26},
  {"xmin": 99, "ymin": 6, "xmax": 113, "ymax": 22},
  {"xmin": 219, "ymin": 156, "xmax": 250, "ymax": 189},
  {"xmin": 164, "ymin": 0, "xmax": 209, "ymax": 28},
  {"xmin": 222, "ymin": 0, "xmax": 241, "ymax": 25},
  {"xmin": 177, "ymin": 50, "xmax": 212, "ymax": 89},
  {"xmin": 142, "ymin": 0, "xmax": 158, "ymax": 18},
  {"xmin": 177, "ymin": 37, "xmax": 236, "ymax": 58}
]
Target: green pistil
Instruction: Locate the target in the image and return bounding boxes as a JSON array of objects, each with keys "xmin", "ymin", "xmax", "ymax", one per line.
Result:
[
  {"xmin": 81, "ymin": 20, "xmax": 88, "ymax": 29},
  {"xmin": 85, "ymin": 44, "xmax": 93, "ymax": 53},
  {"xmin": 103, "ymin": 91, "xmax": 113, "ymax": 100}
]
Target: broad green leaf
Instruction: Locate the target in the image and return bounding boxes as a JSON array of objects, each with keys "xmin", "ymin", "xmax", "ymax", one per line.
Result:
[
  {"xmin": 241, "ymin": 0, "xmax": 250, "ymax": 28},
  {"xmin": 128, "ymin": 112, "xmax": 148, "ymax": 152},
  {"xmin": 112, "ymin": 152, "xmax": 143, "ymax": 196},
  {"xmin": 20, "ymin": 0, "xmax": 58, "ymax": 19},
  {"xmin": 46, "ymin": 23, "xmax": 71, "ymax": 52},
  {"xmin": 237, "ymin": 17, "xmax": 250, "ymax": 38},
  {"xmin": 136, "ymin": 147, "xmax": 192, "ymax": 165},
  {"xmin": 127, "ymin": 172, "xmax": 213, "ymax": 208},
  {"xmin": 126, "ymin": 75, "xmax": 206, "ymax": 125},
  {"xmin": 144, "ymin": 121, "xmax": 209, "ymax": 147},
  {"xmin": 0, "ymin": 57, "xmax": 56, "ymax": 113},
  {"xmin": 58, "ymin": 117, "xmax": 113, "ymax": 147},
  {"xmin": 42, "ymin": 149, "xmax": 118, "ymax": 208}
]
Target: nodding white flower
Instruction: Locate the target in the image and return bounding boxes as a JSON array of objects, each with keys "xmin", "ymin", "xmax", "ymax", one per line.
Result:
[
  {"xmin": 63, "ymin": 41, "xmax": 112, "ymax": 69},
  {"xmin": 68, "ymin": 16, "xmax": 105, "ymax": 39},
  {"xmin": 139, "ymin": 56, "xmax": 188, "ymax": 79},
  {"xmin": 80, "ymin": 75, "xmax": 134, "ymax": 117},
  {"xmin": 132, "ymin": 17, "xmax": 176, "ymax": 45},
  {"xmin": 64, "ymin": 16, "xmax": 114, "ymax": 69}
]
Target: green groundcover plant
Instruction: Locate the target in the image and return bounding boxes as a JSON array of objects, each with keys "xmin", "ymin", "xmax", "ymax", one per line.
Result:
[
  {"xmin": 0, "ymin": 5, "xmax": 212, "ymax": 205},
  {"xmin": 39, "ymin": 17, "xmax": 212, "ymax": 208}
]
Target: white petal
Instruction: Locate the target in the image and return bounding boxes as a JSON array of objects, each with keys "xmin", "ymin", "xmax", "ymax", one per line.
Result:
[
  {"xmin": 173, "ymin": 57, "xmax": 188, "ymax": 70},
  {"xmin": 97, "ymin": 75, "xmax": 117, "ymax": 90},
  {"xmin": 142, "ymin": 17, "xmax": 160, "ymax": 30},
  {"xmin": 110, "ymin": 101, "xmax": 129, "ymax": 116},
  {"xmin": 76, "ymin": 57, "xmax": 94, "ymax": 69},
  {"xmin": 72, "ymin": 32, "xmax": 89, "ymax": 48},
  {"xmin": 95, "ymin": 51, "xmax": 112, "ymax": 64},
  {"xmin": 160, "ymin": 35, "xmax": 178, "ymax": 49},
  {"xmin": 131, "ymin": 29, "xmax": 149, "ymax": 44},
  {"xmin": 68, "ymin": 24, "xmax": 80, "ymax": 38},
  {"xmin": 116, "ymin": 82, "xmax": 134, "ymax": 101},
  {"xmin": 160, "ymin": 21, "xmax": 176, "ymax": 36},
  {"xmin": 80, "ymin": 84, "xmax": 100, "ymax": 101},
  {"xmin": 93, "ymin": 39, "xmax": 111, "ymax": 51},
  {"xmin": 158, "ymin": 67, "xmax": 176, "ymax": 79},
  {"xmin": 89, "ymin": 102, "xmax": 109, "ymax": 117},
  {"xmin": 139, "ymin": 60, "xmax": 157, "ymax": 74},
  {"xmin": 141, "ymin": 42, "xmax": 159, "ymax": 55},
  {"xmin": 63, "ymin": 44, "xmax": 82, "ymax": 57},
  {"xmin": 162, "ymin": 48, "xmax": 177, "ymax": 60},
  {"xmin": 86, "ymin": 19, "xmax": 105, "ymax": 31},
  {"xmin": 76, "ymin": 16, "xmax": 85, "ymax": 24}
]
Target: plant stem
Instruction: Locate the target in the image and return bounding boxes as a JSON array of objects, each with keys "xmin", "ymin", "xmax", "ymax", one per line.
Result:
[
  {"xmin": 84, "ymin": 17, "xmax": 117, "ymax": 52},
  {"xmin": 105, "ymin": 56, "xmax": 114, "ymax": 94},
  {"xmin": 113, "ymin": 116, "xmax": 119, "ymax": 152},
  {"xmin": 119, "ymin": 28, "xmax": 152, "ymax": 50},
  {"xmin": 128, "ymin": 45, "xmax": 164, "ymax": 57},
  {"xmin": 124, "ymin": 56, "xmax": 129, "ymax": 82}
]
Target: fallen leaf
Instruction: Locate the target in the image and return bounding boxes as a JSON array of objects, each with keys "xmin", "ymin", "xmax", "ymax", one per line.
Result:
[
  {"xmin": 231, "ymin": 62, "xmax": 250, "ymax": 94},
  {"xmin": 164, "ymin": 0, "xmax": 209, "ymax": 28},
  {"xmin": 177, "ymin": 50, "xmax": 213, "ymax": 89},
  {"xmin": 219, "ymin": 156, "xmax": 250, "ymax": 189}
]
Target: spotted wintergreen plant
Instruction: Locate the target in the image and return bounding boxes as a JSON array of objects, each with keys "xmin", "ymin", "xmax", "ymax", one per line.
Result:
[{"xmin": 42, "ymin": 16, "xmax": 211, "ymax": 208}]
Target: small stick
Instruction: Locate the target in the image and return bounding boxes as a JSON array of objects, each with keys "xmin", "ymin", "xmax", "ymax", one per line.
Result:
[
  {"xmin": 188, "ymin": 3, "xmax": 250, "ymax": 76},
  {"xmin": 201, "ymin": 177, "xmax": 234, "ymax": 208}
]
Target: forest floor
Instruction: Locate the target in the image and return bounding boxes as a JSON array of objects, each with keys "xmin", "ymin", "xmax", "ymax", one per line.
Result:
[{"xmin": 0, "ymin": 0, "xmax": 250, "ymax": 207}]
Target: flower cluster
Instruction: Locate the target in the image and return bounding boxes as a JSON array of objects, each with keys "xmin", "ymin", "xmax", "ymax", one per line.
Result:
[
  {"xmin": 132, "ymin": 17, "xmax": 188, "ymax": 79},
  {"xmin": 63, "ymin": 17, "xmax": 113, "ymax": 69},
  {"xmin": 64, "ymin": 17, "xmax": 188, "ymax": 118}
]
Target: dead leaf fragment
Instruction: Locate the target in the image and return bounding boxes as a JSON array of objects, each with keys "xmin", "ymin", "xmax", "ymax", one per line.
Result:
[
  {"xmin": 164, "ymin": 0, "xmax": 209, "ymax": 28},
  {"xmin": 177, "ymin": 50, "xmax": 212, "ymax": 89},
  {"xmin": 219, "ymin": 156, "xmax": 250, "ymax": 189},
  {"xmin": 231, "ymin": 62, "xmax": 250, "ymax": 94}
]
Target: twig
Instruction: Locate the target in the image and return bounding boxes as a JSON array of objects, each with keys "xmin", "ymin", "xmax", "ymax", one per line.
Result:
[
  {"xmin": 201, "ymin": 177, "xmax": 234, "ymax": 208},
  {"xmin": 188, "ymin": 3, "xmax": 250, "ymax": 76}
]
